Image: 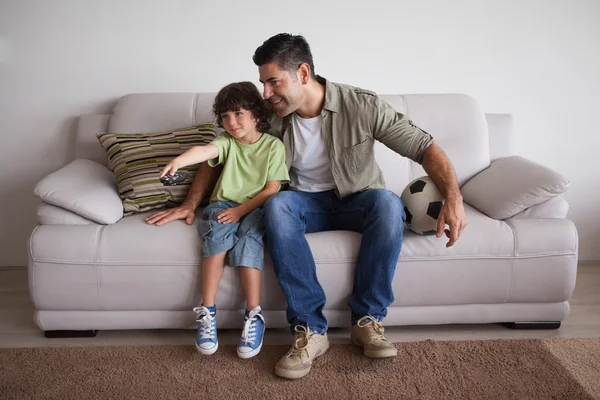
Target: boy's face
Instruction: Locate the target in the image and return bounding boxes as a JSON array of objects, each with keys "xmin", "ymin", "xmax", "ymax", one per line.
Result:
[
  {"xmin": 220, "ymin": 108, "xmax": 259, "ymax": 141},
  {"xmin": 259, "ymin": 63, "xmax": 304, "ymax": 117}
]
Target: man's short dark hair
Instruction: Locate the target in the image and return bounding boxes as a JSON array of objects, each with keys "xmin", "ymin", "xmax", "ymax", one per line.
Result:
[
  {"xmin": 253, "ymin": 33, "xmax": 316, "ymax": 79},
  {"xmin": 212, "ymin": 82, "xmax": 272, "ymax": 133}
]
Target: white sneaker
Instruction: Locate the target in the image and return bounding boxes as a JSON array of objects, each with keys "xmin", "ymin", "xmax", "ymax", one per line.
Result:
[{"xmin": 274, "ymin": 325, "xmax": 329, "ymax": 379}]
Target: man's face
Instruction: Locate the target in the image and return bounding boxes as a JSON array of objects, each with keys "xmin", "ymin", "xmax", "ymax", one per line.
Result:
[{"xmin": 259, "ymin": 63, "xmax": 304, "ymax": 117}]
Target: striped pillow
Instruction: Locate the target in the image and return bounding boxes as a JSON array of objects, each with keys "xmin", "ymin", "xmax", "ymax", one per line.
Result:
[{"xmin": 97, "ymin": 124, "xmax": 216, "ymax": 215}]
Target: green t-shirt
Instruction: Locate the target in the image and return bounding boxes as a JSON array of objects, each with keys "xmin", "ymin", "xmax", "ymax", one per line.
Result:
[{"xmin": 208, "ymin": 132, "xmax": 290, "ymax": 204}]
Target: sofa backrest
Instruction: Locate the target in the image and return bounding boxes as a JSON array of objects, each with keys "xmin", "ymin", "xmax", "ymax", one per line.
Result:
[{"xmin": 76, "ymin": 92, "xmax": 515, "ymax": 195}]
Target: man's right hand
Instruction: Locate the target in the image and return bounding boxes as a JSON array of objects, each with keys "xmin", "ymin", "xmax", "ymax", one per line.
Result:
[{"xmin": 145, "ymin": 203, "xmax": 196, "ymax": 226}]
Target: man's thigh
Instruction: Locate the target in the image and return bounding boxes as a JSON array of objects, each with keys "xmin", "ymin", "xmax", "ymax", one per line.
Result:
[
  {"xmin": 265, "ymin": 190, "xmax": 333, "ymax": 234},
  {"xmin": 330, "ymin": 189, "xmax": 404, "ymax": 233}
]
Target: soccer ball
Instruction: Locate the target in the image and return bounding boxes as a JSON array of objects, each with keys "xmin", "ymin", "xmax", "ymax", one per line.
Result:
[{"xmin": 400, "ymin": 176, "xmax": 445, "ymax": 235}]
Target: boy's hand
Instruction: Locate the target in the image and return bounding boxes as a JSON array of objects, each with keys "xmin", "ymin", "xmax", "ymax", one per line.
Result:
[
  {"xmin": 160, "ymin": 160, "xmax": 180, "ymax": 178},
  {"xmin": 217, "ymin": 207, "xmax": 244, "ymax": 224}
]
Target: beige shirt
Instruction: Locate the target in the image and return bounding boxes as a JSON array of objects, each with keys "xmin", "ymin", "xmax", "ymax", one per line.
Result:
[{"xmin": 269, "ymin": 76, "xmax": 434, "ymax": 199}]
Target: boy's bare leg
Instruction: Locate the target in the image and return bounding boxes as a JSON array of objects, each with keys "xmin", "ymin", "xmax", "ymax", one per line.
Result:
[
  {"xmin": 240, "ymin": 266, "xmax": 261, "ymax": 310},
  {"xmin": 201, "ymin": 252, "xmax": 227, "ymax": 306}
]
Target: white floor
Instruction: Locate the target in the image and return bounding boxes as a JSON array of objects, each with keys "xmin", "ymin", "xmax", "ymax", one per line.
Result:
[{"xmin": 1, "ymin": 264, "xmax": 599, "ymax": 349}]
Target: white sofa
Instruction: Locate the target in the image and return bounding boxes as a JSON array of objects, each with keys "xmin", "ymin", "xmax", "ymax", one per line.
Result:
[{"xmin": 28, "ymin": 93, "xmax": 578, "ymax": 336}]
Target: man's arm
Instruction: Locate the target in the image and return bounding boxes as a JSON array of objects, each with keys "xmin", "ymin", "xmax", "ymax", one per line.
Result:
[
  {"xmin": 369, "ymin": 97, "xmax": 466, "ymax": 246},
  {"xmin": 145, "ymin": 162, "xmax": 222, "ymax": 226},
  {"xmin": 421, "ymin": 142, "xmax": 467, "ymax": 247}
]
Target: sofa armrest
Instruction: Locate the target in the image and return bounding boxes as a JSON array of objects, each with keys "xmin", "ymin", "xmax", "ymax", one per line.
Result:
[
  {"xmin": 36, "ymin": 202, "xmax": 96, "ymax": 225},
  {"xmin": 510, "ymin": 195, "xmax": 569, "ymax": 219},
  {"xmin": 33, "ymin": 159, "xmax": 123, "ymax": 224},
  {"xmin": 461, "ymin": 156, "xmax": 570, "ymax": 220}
]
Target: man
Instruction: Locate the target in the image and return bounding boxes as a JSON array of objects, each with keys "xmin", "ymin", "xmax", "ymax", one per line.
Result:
[{"xmin": 146, "ymin": 33, "xmax": 467, "ymax": 380}]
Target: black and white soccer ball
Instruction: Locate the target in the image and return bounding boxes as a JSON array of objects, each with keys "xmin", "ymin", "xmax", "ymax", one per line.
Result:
[{"xmin": 400, "ymin": 176, "xmax": 445, "ymax": 235}]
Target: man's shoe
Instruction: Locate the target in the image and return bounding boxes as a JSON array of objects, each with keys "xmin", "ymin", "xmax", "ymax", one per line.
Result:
[
  {"xmin": 237, "ymin": 306, "xmax": 265, "ymax": 359},
  {"xmin": 193, "ymin": 305, "xmax": 218, "ymax": 355},
  {"xmin": 274, "ymin": 325, "xmax": 329, "ymax": 379},
  {"xmin": 351, "ymin": 315, "xmax": 397, "ymax": 358}
]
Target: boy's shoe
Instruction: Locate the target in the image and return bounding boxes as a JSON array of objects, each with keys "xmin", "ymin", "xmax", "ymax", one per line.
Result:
[
  {"xmin": 350, "ymin": 315, "xmax": 397, "ymax": 358},
  {"xmin": 193, "ymin": 305, "xmax": 218, "ymax": 355},
  {"xmin": 274, "ymin": 325, "xmax": 329, "ymax": 380},
  {"xmin": 237, "ymin": 306, "xmax": 265, "ymax": 359}
]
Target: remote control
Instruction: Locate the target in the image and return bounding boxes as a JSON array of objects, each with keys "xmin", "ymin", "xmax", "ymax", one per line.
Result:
[{"xmin": 160, "ymin": 171, "xmax": 189, "ymax": 186}]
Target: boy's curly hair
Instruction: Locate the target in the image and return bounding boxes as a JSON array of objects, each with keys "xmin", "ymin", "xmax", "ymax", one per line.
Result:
[{"xmin": 212, "ymin": 82, "xmax": 272, "ymax": 133}]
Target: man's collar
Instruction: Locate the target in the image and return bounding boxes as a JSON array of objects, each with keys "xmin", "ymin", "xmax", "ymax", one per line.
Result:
[{"xmin": 317, "ymin": 75, "xmax": 339, "ymax": 114}]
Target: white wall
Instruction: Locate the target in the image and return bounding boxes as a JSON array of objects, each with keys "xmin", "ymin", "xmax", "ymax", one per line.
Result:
[{"xmin": 1, "ymin": 0, "xmax": 599, "ymax": 265}]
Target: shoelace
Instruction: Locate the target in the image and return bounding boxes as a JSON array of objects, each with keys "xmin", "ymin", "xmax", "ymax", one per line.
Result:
[
  {"xmin": 356, "ymin": 315, "xmax": 388, "ymax": 343},
  {"xmin": 290, "ymin": 325, "xmax": 312, "ymax": 356},
  {"xmin": 241, "ymin": 307, "xmax": 264, "ymax": 345},
  {"xmin": 193, "ymin": 306, "xmax": 216, "ymax": 340}
]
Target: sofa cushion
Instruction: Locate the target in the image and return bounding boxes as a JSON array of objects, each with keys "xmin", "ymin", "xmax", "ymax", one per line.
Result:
[
  {"xmin": 97, "ymin": 124, "xmax": 215, "ymax": 215},
  {"xmin": 33, "ymin": 159, "xmax": 124, "ymax": 224},
  {"xmin": 461, "ymin": 156, "xmax": 570, "ymax": 220}
]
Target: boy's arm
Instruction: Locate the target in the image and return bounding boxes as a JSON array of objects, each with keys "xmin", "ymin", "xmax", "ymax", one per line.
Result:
[
  {"xmin": 216, "ymin": 181, "xmax": 281, "ymax": 224},
  {"xmin": 160, "ymin": 144, "xmax": 219, "ymax": 177},
  {"xmin": 145, "ymin": 162, "xmax": 222, "ymax": 226}
]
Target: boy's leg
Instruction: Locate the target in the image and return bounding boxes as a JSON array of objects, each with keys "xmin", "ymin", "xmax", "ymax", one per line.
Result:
[
  {"xmin": 229, "ymin": 209, "xmax": 267, "ymax": 359},
  {"xmin": 240, "ymin": 266, "xmax": 261, "ymax": 310},
  {"xmin": 201, "ymin": 252, "xmax": 227, "ymax": 306},
  {"xmin": 228, "ymin": 207, "xmax": 266, "ymax": 275},
  {"xmin": 195, "ymin": 201, "xmax": 240, "ymax": 355},
  {"xmin": 237, "ymin": 265, "xmax": 265, "ymax": 359},
  {"xmin": 199, "ymin": 201, "xmax": 241, "ymax": 305},
  {"xmin": 199, "ymin": 201, "xmax": 240, "ymax": 262},
  {"xmin": 263, "ymin": 191, "xmax": 332, "ymax": 334}
]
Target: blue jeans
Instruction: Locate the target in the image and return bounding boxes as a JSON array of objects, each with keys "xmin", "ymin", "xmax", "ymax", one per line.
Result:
[
  {"xmin": 198, "ymin": 201, "xmax": 265, "ymax": 270},
  {"xmin": 263, "ymin": 189, "xmax": 405, "ymax": 334}
]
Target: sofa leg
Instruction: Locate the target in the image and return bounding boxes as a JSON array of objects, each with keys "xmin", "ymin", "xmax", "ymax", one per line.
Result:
[
  {"xmin": 44, "ymin": 330, "xmax": 98, "ymax": 338},
  {"xmin": 503, "ymin": 322, "xmax": 561, "ymax": 330}
]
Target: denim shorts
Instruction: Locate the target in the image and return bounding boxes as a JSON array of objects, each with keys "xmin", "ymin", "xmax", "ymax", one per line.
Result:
[{"xmin": 198, "ymin": 201, "xmax": 265, "ymax": 271}]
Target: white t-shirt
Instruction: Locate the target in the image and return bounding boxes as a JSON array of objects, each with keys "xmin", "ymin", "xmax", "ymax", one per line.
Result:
[{"xmin": 289, "ymin": 113, "xmax": 337, "ymax": 192}]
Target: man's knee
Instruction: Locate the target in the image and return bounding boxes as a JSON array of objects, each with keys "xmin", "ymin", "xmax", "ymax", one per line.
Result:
[
  {"xmin": 264, "ymin": 191, "xmax": 296, "ymax": 220},
  {"xmin": 370, "ymin": 189, "xmax": 404, "ymax": 219}
]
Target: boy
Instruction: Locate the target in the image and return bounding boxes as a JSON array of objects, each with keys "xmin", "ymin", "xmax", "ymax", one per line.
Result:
[{"xmin": 160, "ymin": 81, "xmax": 289, "ymax": 359}]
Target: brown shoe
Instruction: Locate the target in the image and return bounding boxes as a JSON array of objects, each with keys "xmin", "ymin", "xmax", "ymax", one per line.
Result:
[
  {"xmin": 274, "ymin": 325, "xmax": 330, "ymax": 379},
  {"xmin": 351, "ymin": 316, "xmax": 398, "ymax": 358}
]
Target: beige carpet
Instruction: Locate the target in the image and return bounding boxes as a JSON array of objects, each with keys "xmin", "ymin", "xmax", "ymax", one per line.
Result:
[{"xmin": 1, "ymin": 338, "xmax": 599, "ymax": 400}]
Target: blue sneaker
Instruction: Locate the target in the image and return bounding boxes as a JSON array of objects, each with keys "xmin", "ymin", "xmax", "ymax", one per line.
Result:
[
  {"xmin": 237, "ymin": 306, "xmax": 265, "ymax": 359},
  {"xmin": 193, "ymin": 305, "xmax": 218, "ymax": 355}
]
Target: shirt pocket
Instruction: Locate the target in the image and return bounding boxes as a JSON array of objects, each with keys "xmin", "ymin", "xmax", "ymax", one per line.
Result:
[{"xmin": 342, "ymin": 137, "xmax": 371, "ymax": 176}]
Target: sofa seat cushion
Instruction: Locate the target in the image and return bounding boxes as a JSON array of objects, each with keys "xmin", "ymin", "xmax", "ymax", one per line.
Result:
[
  {"xmin": 305, "ymin": 204, "xmax": 576, "ymax": 308},
  {"xmin": 29, "ymin": 204, "xmax": 577, "ymax": 312}
]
